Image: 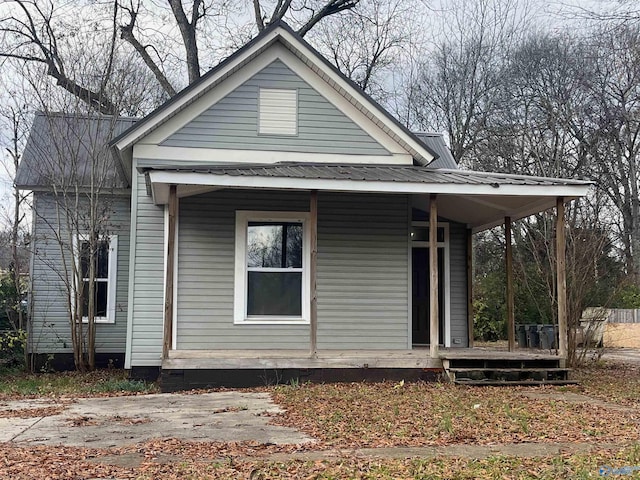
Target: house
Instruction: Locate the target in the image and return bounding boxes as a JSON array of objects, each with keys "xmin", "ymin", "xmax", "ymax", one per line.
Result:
[{"xmin": 17, "ymin": 22, "xmax": 591, "ymax": 388}]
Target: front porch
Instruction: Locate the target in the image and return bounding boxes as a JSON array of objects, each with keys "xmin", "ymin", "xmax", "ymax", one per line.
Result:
[
  {"xmin": 159, "ymin": 347, "xmax": 572, "ymax": 390},
  {"xmin": 164, "ymin": 346, "xmax": 561, "ymax": 370},
  {"xmin": 140, "ymin": 165, "xmax": 591, "ymax": 389}
]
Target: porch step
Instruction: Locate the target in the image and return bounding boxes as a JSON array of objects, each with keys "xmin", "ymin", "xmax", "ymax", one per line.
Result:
[
  {"xmin": 448, "ymin": 367, "xmax": 571, "ymax": 383},
  {"xmin": 455, "ymin": 379, "xmax": 579, "ymax": 387},
  {"xmin": 443, "ymin": 356, "xmax": 575, "ymax": 386}
]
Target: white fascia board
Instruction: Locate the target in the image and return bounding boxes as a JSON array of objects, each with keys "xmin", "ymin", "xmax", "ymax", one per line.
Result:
[
  {"xmin": 147, "ymin": 170, "xmax": 592, "ymax": 205},
  {"xmin": 113, "ymin": 29, "xmax": 282, "ymax": 151},
  {"xmin": 133, "ymin": 144, "xmax": 410, "ymax": 165},
  {"xmin": 277, "ymin": 28, "xmax": 436, "ymax": 163}
]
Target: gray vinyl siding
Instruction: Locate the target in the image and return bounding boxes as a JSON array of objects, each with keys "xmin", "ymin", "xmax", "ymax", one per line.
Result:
[
  {"xmin": 128, "ymin": 168, "xmax": 165, "ymax": 366},
  {"xmin": 448, "ymin": 222, "xmax": 469, "ymax": 347},
  {"xmin": 175, "ymin": 191, "xmax": 409, "ymax": 350},
  {"xmin": 177, "ymin": 190, "xmax": 310, "ymax": 349},
  {"xmin": 316, "ymin": 194, "xmax": 409, "ymax": 349},
  {"xmin": 29, "ymin": 193, "xmax": 130, "ymax": 355},
  {"xmin": 161, "ymin": 60, "xmax": 389, "ymax": 156}
]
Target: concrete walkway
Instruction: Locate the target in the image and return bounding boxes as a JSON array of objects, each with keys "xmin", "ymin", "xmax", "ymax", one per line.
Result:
[
  {"xmin": 0, "ymin": 392, "xmax": 314, "ymax": 448},
  {"xmin": 600, "ymin": 348, "xmax": 640, "ymax": 365}
]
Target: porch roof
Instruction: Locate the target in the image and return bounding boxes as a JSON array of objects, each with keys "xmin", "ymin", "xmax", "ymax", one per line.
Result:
[{"xmin": 145, "ymin": 163, "xmax": 592, "ymax": 232}]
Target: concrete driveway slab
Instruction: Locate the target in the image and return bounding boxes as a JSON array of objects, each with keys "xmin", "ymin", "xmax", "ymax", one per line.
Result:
[{"xmin": 1, "ymin": 392, "xmax": 314, "ymax": 448}]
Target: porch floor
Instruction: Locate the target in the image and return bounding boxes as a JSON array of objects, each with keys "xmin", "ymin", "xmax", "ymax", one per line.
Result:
[
  {"xmin": 164, "ymin": 349, "xmax": 443, "ymax": 370},
  {"xmin": 163, "ymin": 347, "xmax": 563, "ymax": 370},
  {"xmin": 439, "ymin": 348, "xmax": 562, "ymax": 361}
]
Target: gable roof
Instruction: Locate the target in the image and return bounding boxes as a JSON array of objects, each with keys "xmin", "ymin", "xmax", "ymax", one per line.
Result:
[
  {"xmin": 111, "ymin": 21, "xmax": 441, "ymax": 180},
  {"xmin": 16, "ymin": 112, "xmax": 136, "ymax": 190}
]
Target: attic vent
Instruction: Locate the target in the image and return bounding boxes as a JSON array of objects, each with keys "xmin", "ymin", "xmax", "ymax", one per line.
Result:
[{"xmin": 259, "ymin": 88, "xmax": 297, "ymax": 136}]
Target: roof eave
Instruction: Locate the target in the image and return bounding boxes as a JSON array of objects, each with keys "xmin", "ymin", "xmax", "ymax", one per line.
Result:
[{"xmin": 146, "ymin": 169, "xmax": 592, "ymax": 206}]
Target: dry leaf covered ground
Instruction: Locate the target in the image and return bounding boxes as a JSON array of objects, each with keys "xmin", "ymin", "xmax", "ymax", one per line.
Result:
[{"xmin": 0, "ymin": 362, "xmax": 639, "ymax": 479}]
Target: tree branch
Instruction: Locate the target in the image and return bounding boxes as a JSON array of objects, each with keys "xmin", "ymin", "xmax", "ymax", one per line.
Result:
[
  {"xmin": 119, "ymin": 3, "xmax": 177, "ymax": 96},
  {"xmin": 167, "ymin": 0, "xmax": 201, "ymax": 84},
  {"xmin": 298, "ymin": 0, "xmax": 360, "ymax": 37},
  {"xmin": 253, "ymin": 0, "xmax": 265, "ymax": 30}
]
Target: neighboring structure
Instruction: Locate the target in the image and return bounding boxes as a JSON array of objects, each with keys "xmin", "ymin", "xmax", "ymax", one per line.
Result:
[
  {"xmin": 579, "ymin": 308, "xmax": 640, "ymax": 348},
  {"xmin": 18, "ymin": 22, "xmax": 591, "ymax": 387}
]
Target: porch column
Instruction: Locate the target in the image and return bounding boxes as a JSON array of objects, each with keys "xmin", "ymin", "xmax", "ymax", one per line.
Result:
[
  {"xmin": 309, "ymin": 190, "xmax": 318, "ymax": 356},
  {"xmin": 429, "ymin": 194, "xmax": 439, "ymax": 358},
  {"xmin": 505, "ymin": 216, "xmax": 515, "ymax": 351},
  {"xmin": 556, "ymin": 197, "xmax": 568, "ymax": 360},
  {"xmin": 163, "ymin": 184, "xmax": 177, "ymax": 359},
  {"xmin": 467, "ymin": 229, "xmax": 474, "ymax": 348}
]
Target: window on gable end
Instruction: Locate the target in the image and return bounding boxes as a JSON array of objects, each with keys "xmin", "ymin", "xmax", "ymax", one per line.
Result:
[{"xmin": 258, "ymin": 88, "xmax": 298, "ymax": 136}]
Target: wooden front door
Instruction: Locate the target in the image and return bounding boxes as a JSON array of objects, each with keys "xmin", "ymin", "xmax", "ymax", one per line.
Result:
[{"xmin": 412, "ymin": 247, "xmax": 444, "ymax": 345}]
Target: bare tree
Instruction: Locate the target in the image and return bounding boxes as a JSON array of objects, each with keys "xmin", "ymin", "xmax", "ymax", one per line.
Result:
[
  {"xmin": 410, "ymin": 0, "xmax": 532, "ymax": 165},
  {"xmin": 0, "ymin": 85, "xmax": 30, "ymax": 371},
  {"xmin": 574, "ymin": 25, "xmax": 640, "ymax": 282},
  {"xmin": 0, "ymin": 0, "xmax": 362, "ymax": 114},
  {"xmin": 10, "ymin": 15, "xmax": 138, "ymax": 371},
  {"xmin": 25, "ymin": 101, "xmax": 129, "ymax": 371},
  {"xmin": 307, "ymin": 0, "xmax": 421, "ymax": 101}
]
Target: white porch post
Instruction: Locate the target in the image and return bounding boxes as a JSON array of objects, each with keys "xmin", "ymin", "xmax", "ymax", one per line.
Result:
[
  {"xmin": 163, "ymin": 184, "xmax": 177, "ymax": 359},
  {"xmin": 556, "ymin": 197, "xmax": 568, "ymax": 361},
  {"xmin": 429, "ymin": 194, "xmax": 439, "ymax": 358},
  {"xmin": 505, "ymin": 216, "xmax": 515, "ymax": 351},
  {"xmin": 309, "ymin": 190, "xmax": 318, "ymax": 356}
]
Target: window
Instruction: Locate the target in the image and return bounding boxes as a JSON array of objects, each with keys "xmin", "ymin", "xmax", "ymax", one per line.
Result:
[
  {"xmin": 78, "ymin": 236, "xmax": 118, "ymax": 323},
  {"xmin": 258, "ymin": 88, "xmax": 298, "ymax": 135},
  {"xmin": 234, "ymin": 212, "xmax": 309, "ymax": 324}
]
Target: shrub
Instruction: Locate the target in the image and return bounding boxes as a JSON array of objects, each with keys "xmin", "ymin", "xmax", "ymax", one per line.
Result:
[{"xmin": 0, "ymin": 329, "xmax": 27, "ymax": 370}]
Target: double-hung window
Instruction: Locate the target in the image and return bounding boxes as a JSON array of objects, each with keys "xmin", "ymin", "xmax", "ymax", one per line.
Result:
[
  {"xmin": 78, "ymin": 235, "xmax": 118, "ymax": 323},
  {"xmin": 234, "ymin": 211, "xmax": 309, "ymax": 324}
]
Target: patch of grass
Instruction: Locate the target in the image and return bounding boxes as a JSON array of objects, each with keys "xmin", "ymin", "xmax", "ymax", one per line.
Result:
[
  {"xmin": 0, "ymin": 369, "xmax": 157, "ymax": 399},
  {"xmin": 89, "ymin": 377, "xmax": 151, "ymax": 394}
]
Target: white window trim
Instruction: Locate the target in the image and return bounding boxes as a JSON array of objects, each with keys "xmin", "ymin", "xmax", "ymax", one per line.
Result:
[
  {"xmin": 234, "ymin": 210, "xmax": 310, "ymax": 325},
  {"xmin": 75, "ymin": 234, "xmax": 118, "ymax": 324}
]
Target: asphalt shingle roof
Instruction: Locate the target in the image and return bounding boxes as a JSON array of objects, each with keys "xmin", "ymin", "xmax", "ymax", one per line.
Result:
[{"xmin": 16, "ymin": 113, "xmax": 137, "ymax": 189}]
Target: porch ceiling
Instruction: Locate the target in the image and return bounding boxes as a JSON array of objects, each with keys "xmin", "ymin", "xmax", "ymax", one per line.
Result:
[{"xmin": 145, "ymin": 163, "xmax": 592, "ymax": 233}]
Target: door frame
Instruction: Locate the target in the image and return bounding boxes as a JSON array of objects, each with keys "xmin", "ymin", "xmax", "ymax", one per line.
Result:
[{"xmin": 408, "ymin": 221, "xmax": 450, "ymax": 348}]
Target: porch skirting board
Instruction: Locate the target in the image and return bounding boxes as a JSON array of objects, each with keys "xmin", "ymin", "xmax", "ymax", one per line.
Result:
[
  {"xmin": 160, "ymin": 367, "xmax": 440, "ymax": 392},
  {"xmin": 163, "ymin": 349, "xmax": 443, "ymax": 370}
]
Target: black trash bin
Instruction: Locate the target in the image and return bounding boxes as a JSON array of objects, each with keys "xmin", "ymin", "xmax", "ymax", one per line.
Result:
[
  {"xmin": 540, "ymin": 325, "xmax": 557, "ymax": 349},
  {"xmin": 517, "ymin": 325, "xmax": 528, "ymax": 348},
  {"xmin": 527, "ymin": 325, "xmax": 540, "ymax": 349}
]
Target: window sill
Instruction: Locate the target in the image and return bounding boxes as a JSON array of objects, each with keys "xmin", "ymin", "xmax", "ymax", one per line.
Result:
[
  {"xmin": 234, "ymin": 317, "xmax": 309, "ymax": 326},
  {"xmin": 81, "ymin": 318, "xmax": 115, "ymax": 324}
]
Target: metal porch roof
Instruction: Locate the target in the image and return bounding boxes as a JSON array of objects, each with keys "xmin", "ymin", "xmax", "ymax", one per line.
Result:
[{"xmin": 146, "ymin": 163, "xmax": 591, "ymax": 187}]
